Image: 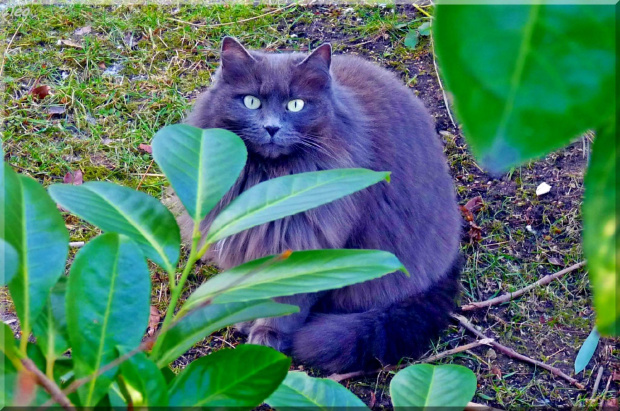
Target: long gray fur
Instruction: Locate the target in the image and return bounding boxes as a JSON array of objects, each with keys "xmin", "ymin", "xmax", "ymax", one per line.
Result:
[{"xmin": 174, "ymin": 37, "xmax": 462, "ymax": 373}]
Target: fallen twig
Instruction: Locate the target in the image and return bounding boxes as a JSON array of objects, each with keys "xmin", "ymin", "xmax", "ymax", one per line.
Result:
[
  {"xmin": 461, "ymin": 261, "xmax": 586, "ymax": 311},
  {"xmin": 591, "ymin": 366, "xmax": 604, "ymax": 399},
  {"xmin": 22, "ymin": 359, "xmax": 73, "ymax": 410},
  {"xmin": 465, "ymin": 402, "xmax": 503, "ymax": 411},
  {"xmin": 430, "ymin": 34, "xmax": 457, "ymax": 129},
  {"xmin": 69, "ymin": 241, "xmax": 84, "ymax": 248},
  {"xmin": 167, "ymin": 3, "xmax": 297, "ymax": 28},
  {"xmin": 0, "ymin": 20, "xmax": 24, "ymax": 80},
  {"xmin": 453, "ymin": 314, "xmax": 585, "ymax": 389},
  {"xmin": 136, "ymin": 159, "xmax": 154, "ymax": 191},
  {"xmin": 598, "ymin": 374, "xmax": 613, "ymax": 411},
  {"xmin": 328, "ymin": 338, "xmax": 494, "ymax": 382}
]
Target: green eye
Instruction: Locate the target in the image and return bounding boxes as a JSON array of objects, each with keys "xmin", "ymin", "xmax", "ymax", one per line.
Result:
[
  {"xmin": 243, "ymin": 95, "xmax": 261, "ymax": 109},
  {"xmin": 287, "ymin": 99, "xmax": 305, "ymax": 112}
]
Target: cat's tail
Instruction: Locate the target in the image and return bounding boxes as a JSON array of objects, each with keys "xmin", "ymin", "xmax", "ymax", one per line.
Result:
[{"xmin": 292, "ymin": 257, "xmax": 462, "ymax": 374}]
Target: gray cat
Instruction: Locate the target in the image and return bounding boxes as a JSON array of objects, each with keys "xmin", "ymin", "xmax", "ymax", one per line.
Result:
[{"xmin": 175, "ymin": 37, "xmax": 461, "ymax": 373}]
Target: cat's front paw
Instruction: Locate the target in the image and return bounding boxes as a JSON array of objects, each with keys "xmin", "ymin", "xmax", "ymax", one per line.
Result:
[{"xmin": 248, "ymin": 325, "xmax": 292, "ymax": 354}]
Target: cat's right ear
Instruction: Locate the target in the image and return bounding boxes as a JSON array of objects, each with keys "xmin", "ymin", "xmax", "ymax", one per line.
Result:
[{"xmin": 220, "ymin": 37, "xmax": 255, "ymax": 83}]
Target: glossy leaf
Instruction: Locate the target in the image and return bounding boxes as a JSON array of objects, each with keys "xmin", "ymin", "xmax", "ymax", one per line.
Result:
[
  {"xmin": 1, "ymin": 168, "xmax": 69, "ymax": 341},
  {"xmin": 118, "ymin": 349, "xmax": 168, "ymax": 407},
  {"xmin": 1, "ymin": 238, "xmax": 18, "ymax": 285},
  {"xmin": 390, "ymin": 364, "xmax": 477, "ymax": 408},
  {"xmin": 33, "ymin": 277, "xmax": 69, "ymax": 363},
  {"xmin": 1, "ymin": 323, "xmax": 20, "ymax": 366},
  {"xmin": 152, "ymin": 300, "xmax": 298, "ymax": 368},
  {"xmin": 266, "ymin": 371, "xmax": 368, "ymax": 409},
  {"xmin": 206, "ymin": 169, "xmax": 390, "ymax": 244},
  {"xmin": 48, "ymin": 182, "xmax": 180, "ymax": 272},
  {"xmin": 66, "ymin": 233, "xmax": 150, "ymax": 406},
  {"xmin": 168, "ymin": 344, "xmax": 289, "ymax": 408},
  {"xmin": 152, "ymin": 125, "xmax": 247, "ymax": 222},
  {"xmin": 584, "ymin": 122, "xmax": 618, "ymax": 336},
  {"xmin": 183, "ymin": 249, "xmax": 405, "ymax": 311},
  {"xmin": 433, "ymin": 4, "xmax": 615, "ymax": 172},
  {"xmin": 575, "ymin": 327, "xmax": 600, "ymax": 373}
]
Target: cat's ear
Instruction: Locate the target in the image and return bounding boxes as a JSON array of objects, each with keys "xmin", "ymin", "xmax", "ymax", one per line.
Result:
[
  {"xmin": 299, "ymin": 43, "xmax": 332, "ymax": 70},
  {"xmin": 295, "ymin": 44, "xmax": 331, "ymax": 90},
  {"xmin": 220, "ymin": 37, "xmax": 255, "ymax": 83}
]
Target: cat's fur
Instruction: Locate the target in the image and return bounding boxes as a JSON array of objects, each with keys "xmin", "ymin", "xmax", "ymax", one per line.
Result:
[{"xmin": 175, "ymin": 37, "xmax": 461, "ymax": 373}]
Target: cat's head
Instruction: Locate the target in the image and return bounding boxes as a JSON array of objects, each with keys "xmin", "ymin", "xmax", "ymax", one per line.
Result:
[{"xmin": 205, "ymin": 37, "xmax": 336, "ymax": 159}]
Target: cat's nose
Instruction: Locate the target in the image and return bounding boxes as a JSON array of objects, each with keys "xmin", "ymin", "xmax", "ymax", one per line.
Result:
[{"xmin": 264, "ymin": 126, "xmax": 280, "ymax": 137}]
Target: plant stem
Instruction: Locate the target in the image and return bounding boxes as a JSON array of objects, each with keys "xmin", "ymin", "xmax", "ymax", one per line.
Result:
[{"xmin": 160, "ymin": 225, "xmax": 203, "ymax": 333}]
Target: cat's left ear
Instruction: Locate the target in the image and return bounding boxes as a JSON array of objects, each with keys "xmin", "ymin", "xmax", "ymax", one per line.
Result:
[
  {"xmin": 295, "ymin": 44, "xmax": 331, "ymax": 90},
  {"xmin": 299, "ymin": 43, "xmax": 331, "ymax": 70}
]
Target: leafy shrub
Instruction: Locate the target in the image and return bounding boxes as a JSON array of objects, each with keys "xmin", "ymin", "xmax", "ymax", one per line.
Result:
[
  {"xmin": 0, "ymin": 125, "xmax": 476, "ymax": 408},
  {"xmin": 433, "ymin": 3, "xmax": 617, "ymax": 336}
]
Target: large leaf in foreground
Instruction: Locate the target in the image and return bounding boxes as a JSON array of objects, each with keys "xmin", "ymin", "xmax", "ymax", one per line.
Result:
[
  {"xmin": 168, "ymin": 345, "xmax": 289, "ymax": 408},
  {"xmin": 584, "ymin": 121, "xmax": 618, "ymax": 336},
  {"xmin": 182, "ymin": 249, "xmax": 405, "ymax": 311},
  {"xmin": 266, "ymin": 371, "xmax": 368, "ymax": 409},
  {"xmin": 152, "ymin": 125, "xmax": 247, "ymax": 222},
  {"xmin": 433, "ymin": 4, "xmax": 615, "ymax": 172},
  {"xmin": 206, "ymin": 169, "xmax": 389, "ymax": 244},
  {"xmin": 390, "ymin": 364, "xmax": 476, "ymax": 408},
  {"xmin": 67, "ymin": 233, "xmax": 150, "ymax": 406},
  {"xmin": 0, "ymin": 238, "xmax": 18, "ymax": 285},
  {"xmin": 1, "ymin": 168, "xmax": 69, "ymax": 341},
  {"xmin": 49, "ymin": 182, "xmax": 180, "ymax": 272},
  {"xmin": 119, "ymin": 349, "xmax": 168, "ymax": 407},
  {"xmin": 152, "ymin": 300, "xmax": 298, "ymax": 368},
  {"xmin": 33, "ymin": 278, "xmax": 69, "ymax": 363}
]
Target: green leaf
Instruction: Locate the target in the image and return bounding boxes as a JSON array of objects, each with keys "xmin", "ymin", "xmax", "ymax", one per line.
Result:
[
  {"xmin": 118, "ymin": 349, "xmax": 168, "ymax": 407},
  {"xmin": 33, "ymin": 277, "xmax": 69, "ymax": 363},
  {"xmin": 0, "ymin": 238, "xmax": 18, "ymax": 285},
  {"xmin": 390, "ymin": 364, "xmax": 477, "ymax": 408},
  {"xmin": 66, "ymin": 233, "xmax": 151, "ymax": 406},
  {"xmin": 168, "ymin": 345, "xmax": 289, "ymax": 408},
  {"xmin": 205, "ymin": 169, "xmax": 390, "ymax": 244},
  {"xmin": 404, "ymin": 29, "xmax": 419, "ymax": 49},
  {"xmin": 584, "ymin": 122, "xmax": 618, "ymax": 336},
  {"xmin": 575, "ymin": 327, "xmax": 600, "ymax": 373},
  {"xmin": 48, "ymin": 182, "xmax": 180, "ymax": 272},
  {"xmin": 266, "ymin": 371, "xmax": 368, "ymax": 409},
  {"xmin": 152, "ymin": 300, "xmax": 298, "ymax": 368},
  {"xmin": 152, "ymin": 125, "xmax": 247, "ymax": 222},
  {"xmin": 1, "ymin": 168, "xmax": 69, "ymax": 342},
  {"xmin": 418, "ymin": 21, "xmax": 431, "ymax": 36},
  {"xmin": 1, "ymin": 323, "xmax": 20, "ymax": 366},
  {"xmin": 0, "ymin": 352, "xmax": 18, "ymax": 408},
  {"xmin": 433, "ymin": 4, "xmax": 615, "ymax": 172},
  {"xmin": 183, "ymin": 249, "xmax": 405, "ymax": 311}
]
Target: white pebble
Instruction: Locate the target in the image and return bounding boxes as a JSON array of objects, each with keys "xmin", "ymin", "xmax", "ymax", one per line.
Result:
[{"xmin": 536, "ymin": 182, "xmax": 551, "ymax": 196}]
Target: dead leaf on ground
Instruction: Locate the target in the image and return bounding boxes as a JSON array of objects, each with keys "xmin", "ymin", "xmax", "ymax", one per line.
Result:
[
  {"xmin": 47, "ymin": 106, "xmax": 66, "ymax": 116},
  {"xmin": 147, "ymin": 305, "xmax": 161, "ymax": 337},
  {"xmin": 30, "ymin": 85, "xmax": 51, "ymax": 100},
  {"xmin": 139, "ymin": 143, "xmax": 152, "ymax": 154},
  {"xmin": 63, "ymin": 169, "xmax": 83, "ymax": 185},
  {"xmin": 464, "ymin": 196, "xmax": 484, "ymax": 213},
  {"xmin": 548, "ymin": 256, "xmax": 564, "ymax": 267},
  {"xmin": 612, "ymin": 369, "xmax": 620, "ymax": 382},
  {"xmin": 368, "ymin": 391, "xmax": 377, "ymax": 408},
  {"xmin": 90, "ymin": 153, "xmax": 116, "ymax": 170},
  {"xmin": 98, "ymin": 62, "xmax": 107, "ymax": 70},
  {"xmin": 490, "ymin": 365, "xmax": 502, "ymax": 380},
  {"xmin": 603, "ymin": 398, "xmax": 617, "ymax": 409},
  {"xmin": 74, "ymin": 26, "xmax": 92, "ymax": 36},
  {"xmin": 57, "ymin": 39, "xmax": 83, "ymax": 49}
]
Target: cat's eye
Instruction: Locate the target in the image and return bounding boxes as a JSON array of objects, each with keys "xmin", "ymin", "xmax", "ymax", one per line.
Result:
[
  {"xmin": 287, "ymin": 99, "xmax": 305, "ymax": 112},
  {"xmin": 243, "ymin": 95, "xmax": 261, "ymax": 110}
]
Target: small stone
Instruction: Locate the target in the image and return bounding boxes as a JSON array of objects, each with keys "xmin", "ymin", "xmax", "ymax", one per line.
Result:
[{"xmin": 536, "ymin": 182, "xmax": 551, "ymax": 196}]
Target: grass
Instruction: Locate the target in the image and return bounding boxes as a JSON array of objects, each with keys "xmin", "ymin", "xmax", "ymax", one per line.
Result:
[{"xmin": 2, "ymin": 3, "xmax": 617, "ymax": 409}]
